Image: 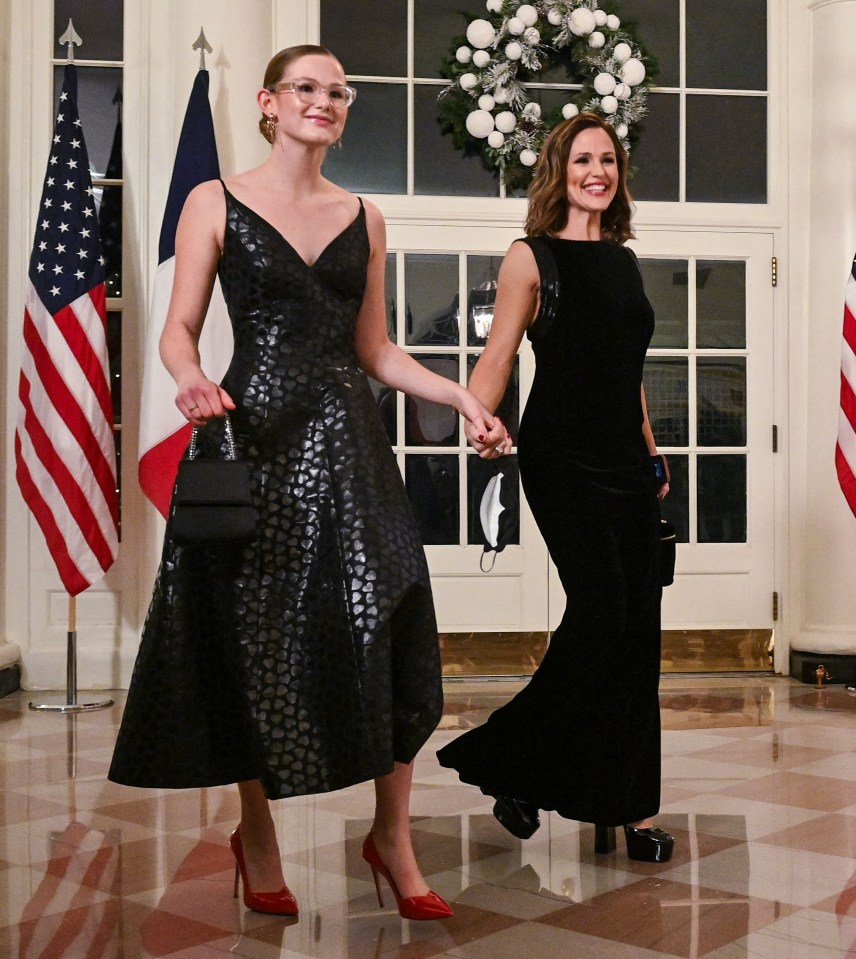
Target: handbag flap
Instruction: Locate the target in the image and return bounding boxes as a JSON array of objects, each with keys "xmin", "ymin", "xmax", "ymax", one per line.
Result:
[{"xmin": 174, "ymin": 460, "xmax": 253, "ymax": 506}]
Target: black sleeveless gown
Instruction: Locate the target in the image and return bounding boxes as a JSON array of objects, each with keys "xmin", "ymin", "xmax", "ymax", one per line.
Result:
[
  {"xmin": 109, "ymin": 186, "xmax": 442, "ymax": 799},
  {"xmin": 438, "ymin": 238, "xmax": 663, "ymax": 826}
]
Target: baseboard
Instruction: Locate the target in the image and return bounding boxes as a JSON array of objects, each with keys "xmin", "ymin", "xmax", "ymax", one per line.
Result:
[
  {"xmin": 790, "ymin": 649, "xmax": 856, "ymax": 686},
  {"xmin": 0, "ymin": 664, "xmax": 21, "ymax": 699}
]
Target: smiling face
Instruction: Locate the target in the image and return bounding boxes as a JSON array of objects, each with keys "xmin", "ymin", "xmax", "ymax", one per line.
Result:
[
  {"xmin": 259, "ymin": 53, "xmax": 350, "ymax": 148},
  {"xmin": 565, "ymin": 125, "xmax": 619, "ymax": 218}
]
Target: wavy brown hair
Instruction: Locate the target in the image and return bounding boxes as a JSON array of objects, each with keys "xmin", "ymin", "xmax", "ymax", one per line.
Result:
[
  {"xmin": 524, "ymin": 113, "xmax": 634, "ymax": 244},
  {"xmin": 258, "ymin": 45, "xmax": 343, "ymax": 144}
]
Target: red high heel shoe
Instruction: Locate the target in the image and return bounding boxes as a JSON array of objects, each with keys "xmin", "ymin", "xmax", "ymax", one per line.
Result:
[
  {"xmin": 361, "ymin": 834, "xmax": 453, "ymax": 920},
  {"xmin": 229, "ymin": 826, "xmax": 299, "ymax": 915}
]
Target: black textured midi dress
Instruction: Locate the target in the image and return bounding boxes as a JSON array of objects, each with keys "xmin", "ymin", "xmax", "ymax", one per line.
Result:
[
  {"xmin": 438, "ymin": 237, "xmax": 663, "ymax": 826},
  {"xmin": 109, "ymin": 185, "xmax": 442, "ymax": 799}
]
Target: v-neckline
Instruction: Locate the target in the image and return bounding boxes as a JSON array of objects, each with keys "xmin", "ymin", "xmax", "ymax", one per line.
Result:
[{"xmin": 223, "ymin": 186, "xmax": 363, "ymax": 269}]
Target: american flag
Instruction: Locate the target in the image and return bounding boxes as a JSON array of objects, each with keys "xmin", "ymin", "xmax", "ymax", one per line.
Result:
[
  {"xmin": 14, "ymin": 64, "xmax": 119, "ymax": 596},
  {"xmin": 837, "ymin": 252, "xmax": 856, "ymax": 519}
]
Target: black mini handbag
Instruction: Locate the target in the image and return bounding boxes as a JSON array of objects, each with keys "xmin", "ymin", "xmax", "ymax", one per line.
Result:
[
  {"xmin": 659, "ymin": 518, "xmax": 677, "ymax": 587},
  {"xmin": 171, "ymin": 413, "xmax": 258, "ymax": 547}
]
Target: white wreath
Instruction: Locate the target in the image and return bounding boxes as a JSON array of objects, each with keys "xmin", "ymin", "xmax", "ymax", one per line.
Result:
[{"xmin": 440, "ymin": 0, "xmax": 652, "ymax": 189}]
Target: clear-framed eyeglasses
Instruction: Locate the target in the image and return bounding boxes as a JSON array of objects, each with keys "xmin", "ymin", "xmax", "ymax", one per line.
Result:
[{"xmin": 268, "ymin": 78, "xmax": 357, "ymax": 109}]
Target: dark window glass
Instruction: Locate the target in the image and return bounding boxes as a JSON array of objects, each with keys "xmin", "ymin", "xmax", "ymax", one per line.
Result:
[
  {"xmin": 626, "ymin": 92, "xmax": 679, "ymax": 201},
  {"xmin": 53, "ymin": 66, "xmax": 122, "ymax": 176},
  {"xmin": 467, "ymin": 355, "xmax": 520, "ymax": 443},
  {"xmin": 698, "ymin": 455, "xmax": 747, "ymax": 542},
  {"xmin": 406, "ymin": 356, "xmax": 459, "ymax": 447},
  {"xmin": 369, "ymin": 379, "xmax": 397, "ymax": 445},
  {"xmin": 686, "ymin": 96, "xmax": 766, "ymax": 203},
  {"xmin": 644, "ymin": 359, "xmax": 689, "ymax": 447},
  {"xmin": 404, "ymin": 254, "xmax": 459, "ymax": 346},
  {"xmin": 107, "ymin": 311, "xmax": 122, "ymax": 421},
  {"xmin": 468, "ymin": 455, "xmax": 520, "ymax": 547},
  {"xmin": 660, "ymin": 454, "xmax": 688, "ymax": 543},
  {"xmin": 321, "ymin": 0, "xmax": 407, "ymax": 76},
  {"xmin": 610, "ymin": 0, "xmax": 680, "ymax": 88},
  {"xmin": 323, "ymin": 83, "xmax": 407, "ymax": 194},
  {"xmin": 406, "ymin": 455, "xmax": 460, "ymax": 544},
  {"xmin": 99, "ymin": 183, "xmax": 122, "ymax": 298},
  {"xmin": 697, "ymin": 358, "xmax": 746, "ymax": 447},
  {"xmin": 414, "ymin": 85, "xmax": 500, "ymax": 197},
  {"xmin": 697, "ymin": 261, "xmax": 746, "ymax": 349},
  {"xmin": 638, "ymin": 258, "xmax": 688, "ymax": 349},
  {"xmin": 54, "ymin": 0, "xmax": 123, "ymax": 61},
  {"xmin": 414, "ymin": 0, "xmax": 487, "ymax": 79},
  {"xmin": 466, "ymin": 255, "xmax": 503, "ymax": 346},
  {"xmin": 687, "ymin": 0, "xmax": 766, "ymax": 90},
  {"xmin": 385, "ymin": 253, "xmax": 397, "ymax": 340}
]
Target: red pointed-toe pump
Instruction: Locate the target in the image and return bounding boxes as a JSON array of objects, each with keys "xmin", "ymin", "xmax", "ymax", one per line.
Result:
[
  {"xmin": 362, "ymin": 833, "xmax": 452, "ymax": 920},
  {"xmin": 229, "ymin": 826, "xmax": 299, "ymax": 916}
]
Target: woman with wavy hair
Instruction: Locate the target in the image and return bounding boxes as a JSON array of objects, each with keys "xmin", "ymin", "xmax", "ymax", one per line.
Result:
[{"xmin": 438, "ymin": 113, "xmax": 674, "ymax": 863}]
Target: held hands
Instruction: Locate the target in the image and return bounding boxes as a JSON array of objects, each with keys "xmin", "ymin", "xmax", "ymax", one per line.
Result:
[
  {"xmin": 455, "ymin": 390, "xmax": 511, "ymax": 459},
  {"xmin": 463, "ymin": 412, "xmax": 512, "ymax": 460},
  {"xmin": 175, "ymin": 371, "xmax": 235, "ymax": 425}
]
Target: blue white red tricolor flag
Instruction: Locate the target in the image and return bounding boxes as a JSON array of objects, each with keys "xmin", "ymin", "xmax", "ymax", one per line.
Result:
[
  {"xmin": 14, "ymin": 64, "xmax": 119, "ymax": 596},
  {"xmin": 137, "ymin": 68, "xmax": 232, "ymax": 517},
  {"xmin": 837, "ymin": 252, "xmax": 856, "ymax": 519}
]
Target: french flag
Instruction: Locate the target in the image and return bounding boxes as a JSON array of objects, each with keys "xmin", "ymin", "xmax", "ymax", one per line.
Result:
[{"xmin": 138, "ymin": 68, "xmax": 232, "ymax": 517}]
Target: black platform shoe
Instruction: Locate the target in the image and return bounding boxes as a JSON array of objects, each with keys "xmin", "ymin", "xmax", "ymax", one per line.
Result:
[
  {"xmin": 593, "ymin": 824, "xmax": 675, "ymax": 862},
  {"xmin": 623, "ymin": 825, "xmax": 675, "ymax": 862},
  {"xmin": 492, "ymin": 797, "xmax": 541, "ymax": 839}
]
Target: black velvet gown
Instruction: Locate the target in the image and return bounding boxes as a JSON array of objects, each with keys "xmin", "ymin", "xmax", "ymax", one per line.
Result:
[
  {"xmin": 109, "ymin": 186, "xmax": 442, "ymax": 799},
  {"xmin": 438, "ymin": 237, "xmax": 662, "ymax": 826}
]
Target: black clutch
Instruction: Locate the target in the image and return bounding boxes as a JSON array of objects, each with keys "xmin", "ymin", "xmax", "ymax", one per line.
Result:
[
  {"xmin": 171, "ymin": 413, "xmax": 258, "ymax": 548},
  {"xmin": 659, "ymin": 518, "xmax": 676, "ymax": 587}
]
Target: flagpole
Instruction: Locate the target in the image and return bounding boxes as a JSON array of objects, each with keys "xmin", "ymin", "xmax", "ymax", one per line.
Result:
[
  {"xmin": 29, "ymin": 596, "xmax": 114, "ymax": 713},
  {"xmin": 24, "ymin": 20, "xmax": 116, "ymax": 715}
]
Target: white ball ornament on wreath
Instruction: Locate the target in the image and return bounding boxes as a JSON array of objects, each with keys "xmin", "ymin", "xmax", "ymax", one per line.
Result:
[
  {"xmin": 614, "ymin": 42, "xmax": 632, "ymax": 63},
  {"xmin": 465, "ymin": 109, "xmax": 496, "ymax": 138},
  {"xmin": 621, "ymin": 58, "xmax": 646, "ymax": 87},
  {"xmin": 594, "ymin": 72, "xmax": 616, "ymax": 96},
  {"xmin": 466, "ymin": 19, "xmax": 496, "ymax": 49},
  {"xmin": 495, "ymin": 110, "xmax": 517, "ymax": 133},
  {"xmin": 441, "ymin": 1, "xmax": 652, "ymax": 188},
  {"xmin": 517, "ymin": 4, "xmax": 539, "ymax": 27},
  {"xmin": 569, "ymin": 8, "xmax": 597, "ymax": 36}
]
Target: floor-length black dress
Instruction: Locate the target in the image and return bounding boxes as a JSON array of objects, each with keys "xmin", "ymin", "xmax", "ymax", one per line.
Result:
[
  {"xmin": 109, "ymin": 185, "xmax": 442, "ymax": 799},
  {"xmin": 438, "ymin": 237, "xmax": 662, "ymax": 826}
]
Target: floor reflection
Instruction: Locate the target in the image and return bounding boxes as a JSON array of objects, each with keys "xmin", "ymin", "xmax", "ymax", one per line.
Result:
[{"xmin": 3, "ymin": 676, "xmax": 856, "ymax": 957}]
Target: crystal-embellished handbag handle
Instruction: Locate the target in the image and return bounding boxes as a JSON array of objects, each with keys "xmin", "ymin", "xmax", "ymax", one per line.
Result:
[{"xmin": 187, "ymin": 411, "xmax": 237, "ymax": 461}]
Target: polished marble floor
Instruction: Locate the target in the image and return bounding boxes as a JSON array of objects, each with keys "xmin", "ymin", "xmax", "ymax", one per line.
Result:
[{"xmin": 2, "ymin": 677, "xmax": 856, "ymax": 958}]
